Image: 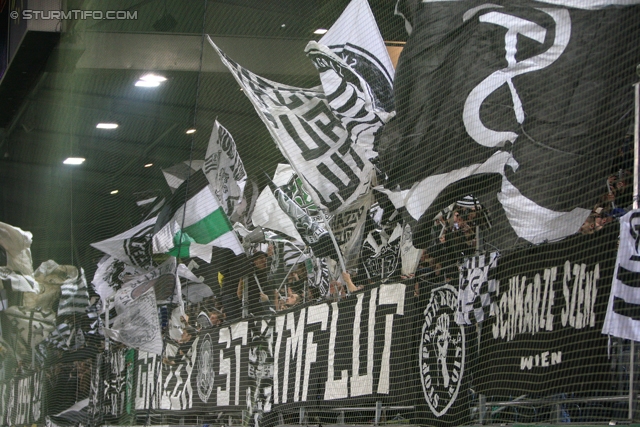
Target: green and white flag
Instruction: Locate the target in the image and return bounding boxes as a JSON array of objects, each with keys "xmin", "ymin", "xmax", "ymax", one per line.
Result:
[{"xmin": 152, "ymin": 169, "xmax": 243, "ymax": 262}]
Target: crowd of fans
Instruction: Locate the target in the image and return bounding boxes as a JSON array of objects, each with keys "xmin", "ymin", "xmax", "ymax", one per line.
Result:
[
  {"xmin": 0, "ymin": 130, "xmax": 635, "ymax": 385},
  {"xmin": 161, "ymin": 198, "xmax": 488, "ymax": 353},
  {"xmin": 580, "ymin": 170, "xmax": 634, "ymax": 234},
  {"xmin": 166, "ymin": 161, "xmax": 636, "ymax": 350}
]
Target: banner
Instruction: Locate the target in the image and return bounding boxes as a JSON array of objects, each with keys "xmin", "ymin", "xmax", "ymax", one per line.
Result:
[
  {"xmin": 1, "ymin": 241, "xmax": 621, "ymax": 425},
  {"xmin": 134, "ymin": 285, "xmax": 413, "ymax": 406},
  {"xmin": 475, "ymin": 226, "xmax": 618, "ymax": 396},
  {"xmin": 0, "ymin": 370, "xmax": 43, "ymax": 426},
  {"xmin": 128, "ymin": 281, "xmax": 471, "ymax": 425}
]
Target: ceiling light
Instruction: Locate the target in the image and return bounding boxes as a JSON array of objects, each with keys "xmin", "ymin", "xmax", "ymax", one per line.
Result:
[
  {"xmin": 135, "ymin": 80, "xmax": 161, "ymax": 87},
  {"xmin": 186, "ymin": 128, "xmax": 196, "ymax": 134},
  {"xmin": 139, "ymin": 73, "xmax": 167, "ymax": 83},
  {"xmin": 96, "ymin": 123, "xmax": 118, "ymax": 129},
  {"xmin": 314, "ymin": 28, "xmax": 328, "ymax": 35},
  {"xmin": 63, "ymin": 157, "xmax": 85, "ymax": 165},
  {"xmin": 144, "ymin": 163, "xmax": 153, "ymax": 168},
  {"xmin": 135, "ymin": 73, "xmax": 167, "ymax": 87},
  {"xmin": 110, "ymin": 190, "xmax": 119, "ymax": 195}
]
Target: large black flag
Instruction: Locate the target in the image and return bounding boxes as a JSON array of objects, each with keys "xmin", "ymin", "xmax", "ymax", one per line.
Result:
[{"xmin": 378, "ymin": 0, "xmax": 640, "ymax": 250}]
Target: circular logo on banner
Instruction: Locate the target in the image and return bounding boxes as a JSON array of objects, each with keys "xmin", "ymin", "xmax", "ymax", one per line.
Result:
[
  {"xmin": 197, "ymin": 334, "xmax": 214, "ymax": 403},
  {"xmin": 420, "ymin": 284, "xmax": 465, "ymax": 417}
]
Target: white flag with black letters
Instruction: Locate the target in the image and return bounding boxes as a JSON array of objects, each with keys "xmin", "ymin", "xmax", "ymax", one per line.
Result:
[
  {"xmin": 204, "ymin": 120, "xmax": 247, "ymax": 216},
  {"xmin": 208, "ymin": 36, "xmax": 374, "ymax": 215},
  {"xmin": 602, "ymin": 210, "xmax": 640, "ymax": 341}
]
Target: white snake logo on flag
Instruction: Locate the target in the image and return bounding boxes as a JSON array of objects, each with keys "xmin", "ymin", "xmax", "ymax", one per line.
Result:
[{"xmin": 463, "ymin": 8, "xmax": 570, "ymax": 148}]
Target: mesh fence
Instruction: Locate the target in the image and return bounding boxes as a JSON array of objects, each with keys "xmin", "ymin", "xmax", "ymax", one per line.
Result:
[{"xmin": 1, "ymin": 0, "xmax": 640, "ymax": 426}]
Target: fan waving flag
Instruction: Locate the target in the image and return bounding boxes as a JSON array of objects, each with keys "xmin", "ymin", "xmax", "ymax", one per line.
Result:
[
  {"xmin": 152, "ymin": 169, "xmax": 243, "ymax": 263},
  {"xmin": 378, "ymin": 0, "xmax": 640, "ymax": 250}
]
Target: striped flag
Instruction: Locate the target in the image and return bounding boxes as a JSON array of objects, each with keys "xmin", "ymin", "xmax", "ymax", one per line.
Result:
[
  {"xmin": 57, "ymin": 268, "xmax": 90, "ymax": 317},
  {"xmin": 152, "ymin": 169, "xmax": 243, "ymax": 263},
  {"xmin": 603, "ymin": 210, "xmax": 640, "ymax": 340}
]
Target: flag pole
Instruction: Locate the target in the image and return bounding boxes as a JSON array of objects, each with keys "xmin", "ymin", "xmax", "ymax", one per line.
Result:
[
  {"xmin": 634, "ymin": 80, "xmax": 639, "ymax": 212},
  {"xmin": 631, "ymin": 78, "xmax": 639, "ymax": 421}
]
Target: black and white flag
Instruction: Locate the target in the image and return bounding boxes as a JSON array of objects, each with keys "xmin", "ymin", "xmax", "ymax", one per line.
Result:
[
  {"xmin": 329, "ymin": 191, "xmax": 373, "ymax": 270},
  {"xmin": 162, "ymin": 160, "xmax": 205, "ymax": 193},
  {"xmin": 204, "ymin": 120, "xmax": 247, "ymax": 216},
  {"xmin": 57, "ymin": 268, "xmax": 90, "ymax": 317},
  {"xmin": 91, "ymin": 217, "xmax": 156, "ymax": 269},
  {"xmin": 0, "ymin": 267, "xmax": 39, "ymax": 293},
  {"xmin": 602, "ymin": 210, "xmax": 640, "ymax": 341},
  {"xmin": 456, "ymin": 252, "xmax": 499, "ymax": 325},
  {"xmin": 305, "ymin": 0, "xmax": 395, "ymax": 161},
  {"xmin": 91, "ymin": 255, "xmax": 145, "ymax": 304},
  {"xmin": 104, "ymin": 287, "xmax": 163, "ymax": 355},
  {"xmin": 378, "ymin": 0, "xmax": 640, "ymax": 250},
  {"xmin": 252, "ymin": 186, "xmax": 304, "ymax": 242},
  {"xmin": 316, "ymin": 0, "xmax": 395, "ymax": 113},
  {"xmin": 361, "ymin": 223, "xmax": 403, "ymax": 282},
  {"xmin": 0, "ymin": 221, "xmax": 34, "ymax": 276},
  {"xmin": 113, "ymin": 257, "xmax": 178, "ymax": 308},
  {"xmin": 208, "ymin": 36, "xmax": 374, "ymax": 215}
]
